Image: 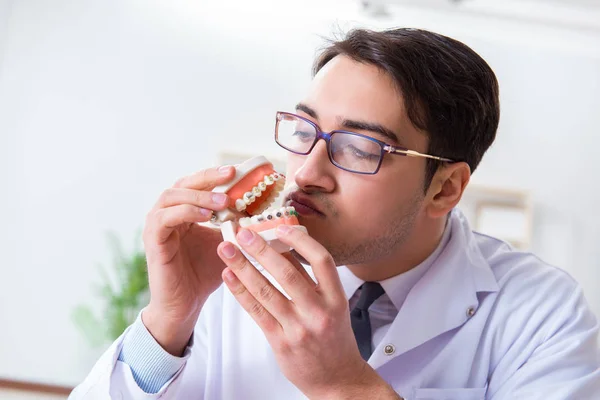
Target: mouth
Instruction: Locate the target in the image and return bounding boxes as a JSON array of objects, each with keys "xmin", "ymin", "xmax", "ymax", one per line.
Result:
[{"xmin": 286, "ymin": 192, "xmax": 325, "ymax": 217}]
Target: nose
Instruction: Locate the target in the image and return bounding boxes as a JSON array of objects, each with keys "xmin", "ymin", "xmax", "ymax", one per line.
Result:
[{"xmin": 291, "ymin": 139, "xmax": 335, "ymax": 193}]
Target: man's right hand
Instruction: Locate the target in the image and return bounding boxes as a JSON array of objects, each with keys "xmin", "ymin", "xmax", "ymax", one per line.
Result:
[{"xmin": 141, "ymin": 165, "xmax": 236, "ymax": 356}]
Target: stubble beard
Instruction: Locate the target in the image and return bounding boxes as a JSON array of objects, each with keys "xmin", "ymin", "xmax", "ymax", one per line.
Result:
[{"xmin": 292, "ymin": 193, "xmax": 423, "ymax": 267}]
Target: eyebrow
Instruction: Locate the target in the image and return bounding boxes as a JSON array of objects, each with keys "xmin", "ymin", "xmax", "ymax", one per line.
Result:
[{"xmin": 295, "ymin": 102, "xmax": 400, "ymax": 144}]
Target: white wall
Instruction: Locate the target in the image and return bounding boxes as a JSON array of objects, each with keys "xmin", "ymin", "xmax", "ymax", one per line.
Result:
[
  {"xmin": 0, "ymin": 0, "xmax": 598, "ymax": 386},
  {"xmin": 0, "ymin": 0, "xmax": 12, "ymax": 67}
]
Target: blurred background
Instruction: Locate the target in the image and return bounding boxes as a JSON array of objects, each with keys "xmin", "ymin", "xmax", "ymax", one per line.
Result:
[{"xmin": 0, "ymin": 0, "xmax": 599, "ymax": 398}]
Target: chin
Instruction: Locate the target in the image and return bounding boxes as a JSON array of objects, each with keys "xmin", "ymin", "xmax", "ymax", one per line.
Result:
[{"xmin": 300, "ymin": 218, "xmax": 330, "ymax": 243}]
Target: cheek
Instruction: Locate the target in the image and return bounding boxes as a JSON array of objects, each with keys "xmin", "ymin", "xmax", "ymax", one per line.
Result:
[
  {"xmin": 340, "ymin": 180, "xmax": 389, "ymax": 215},
  {"xmin": 340, "ymin": 175, "xmax": 421, "ymax": 219}
]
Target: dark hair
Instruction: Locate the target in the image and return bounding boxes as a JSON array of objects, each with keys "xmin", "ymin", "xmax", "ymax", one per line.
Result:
[{"xmin": 313, "ymin": 28, "xmax": 500, "ymax": 191}]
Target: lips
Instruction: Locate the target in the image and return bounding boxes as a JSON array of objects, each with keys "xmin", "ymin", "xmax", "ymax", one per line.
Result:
[{"xmin": 286, "ymin": 192, "xmax": 324, "ymax": 216}]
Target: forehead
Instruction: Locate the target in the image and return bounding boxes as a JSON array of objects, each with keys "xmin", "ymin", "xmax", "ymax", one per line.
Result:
[{"xmin": 302, "ymin": 55, "xmax": 423, "ymax": 148}]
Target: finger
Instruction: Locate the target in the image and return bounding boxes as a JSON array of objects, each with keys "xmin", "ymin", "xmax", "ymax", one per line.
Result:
[
  {"xmin": 153, "ymin": 188, "xmax": 230, "ymax": 211},
  {"xmin": 147, "ymin": 204, "xmax": 212, "ymax": 243},
  {"xmin": 283, "ymin": 252, "xmax": 317, "ymax": 287},
  {"xmin": 234, "ymin": 229, "xmax": 320, "ymax": 310},
  {"xmin": 218, "ymin": 241, "xmax": 294, "ymax": 325},
  {"xmin": 173, "ymin": 165, "xmax": 235, "ymax": 190},
  {"xmin": 275, "ymin": 225, "xmax": 344, "ymax": 303},
  {"xmin": 221, "ymin": 267, "xmax": 281, "ymax": 335}
]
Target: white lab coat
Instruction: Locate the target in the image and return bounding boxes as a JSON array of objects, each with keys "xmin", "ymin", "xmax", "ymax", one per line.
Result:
[{"xmin": 70, "ymin": 209, "xmax": 600, "ymax": 399}]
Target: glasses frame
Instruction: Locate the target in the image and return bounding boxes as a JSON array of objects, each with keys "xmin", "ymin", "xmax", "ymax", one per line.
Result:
[{"xmin": 275, "ymin": 111, "xmax": 455, "ymax": 175}]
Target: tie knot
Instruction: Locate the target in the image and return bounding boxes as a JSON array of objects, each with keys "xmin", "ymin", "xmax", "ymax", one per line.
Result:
[{"xmin": 355, "ymin": 282, "xmax": 384, "ymax": 311}]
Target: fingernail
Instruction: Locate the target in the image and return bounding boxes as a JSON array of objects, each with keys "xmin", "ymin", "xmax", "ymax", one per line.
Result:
[
  {"xmin": 219, "ymin": 165, "xmax": 233, "ymax": 175},
  {"xmin": 211, "ymin": 193, "xmax": 228, "ymax": 205},
  {"xmin": 221, "ymin": 243, "xmax": 236, "ymax": 258},
  {"xmin": 199, "ymin": 208, "xmax": 212, "ymax": 216},
  {"xmin": 276, "ymin": 224, "xmax": 292, "ymax": 235},
  {"xmin": 237, "ymin": 229, "xmax": 254, "ymax": 244}
]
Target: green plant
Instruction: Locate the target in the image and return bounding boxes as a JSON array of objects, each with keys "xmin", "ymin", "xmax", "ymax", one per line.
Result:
[{"xmin": 73, "ymin": 231, "xmax": 149, "ymax": 346}]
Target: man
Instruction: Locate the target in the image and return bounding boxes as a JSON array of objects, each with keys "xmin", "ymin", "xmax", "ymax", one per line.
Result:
[{"xmin": 71, "ymin": 28, "xmax": 600, "ymax": 399}]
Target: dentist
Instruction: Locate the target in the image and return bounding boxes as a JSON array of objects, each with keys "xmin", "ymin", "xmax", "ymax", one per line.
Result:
[{"xmin": 71, "ymin": 28, "xmax": 600, "ymax": 399}]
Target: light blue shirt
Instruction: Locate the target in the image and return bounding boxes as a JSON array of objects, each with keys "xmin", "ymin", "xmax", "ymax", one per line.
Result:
[
  {"xmin": 117, "ymin": 315, "xmax": 189, "ymax": 393},
  {"xmin": 72, "ymin": 208, "xmax": 600, "ymax": 399}
]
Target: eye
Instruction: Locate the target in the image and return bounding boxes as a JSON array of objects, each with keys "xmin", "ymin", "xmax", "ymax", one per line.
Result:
[
  {"xmin": 292, "ymin": 131, "xmax": 314, "ymax": 141},
  {"xmin": 348, "ymin": 144, "xmax": 379, "ymax": 160}
]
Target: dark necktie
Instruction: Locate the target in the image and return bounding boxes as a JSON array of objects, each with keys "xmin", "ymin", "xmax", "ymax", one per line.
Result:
[{"xmin": 350, "ymin": 282, "xmax": 385, "ymax": 361}]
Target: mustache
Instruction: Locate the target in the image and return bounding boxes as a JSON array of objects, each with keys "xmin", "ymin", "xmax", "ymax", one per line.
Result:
[{"xmin": 282, "ymin": 183, "xmax": 336, "ymax": 216}]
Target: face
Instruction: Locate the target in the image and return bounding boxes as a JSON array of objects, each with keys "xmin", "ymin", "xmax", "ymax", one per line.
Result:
[{"xmin": 284, "ymin": 55, "xmax": 432, "ymax": 266}]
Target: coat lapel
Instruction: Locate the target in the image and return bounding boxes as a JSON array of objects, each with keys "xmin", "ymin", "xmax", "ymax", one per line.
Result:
[{"xmin": 369, "ymin": 209, "xmax": 499, "ymax": 369}]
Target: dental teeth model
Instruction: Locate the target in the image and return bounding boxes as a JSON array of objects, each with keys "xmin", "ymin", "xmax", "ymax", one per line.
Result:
[{"xmin": 211, "ymin": 156, "xmax": 307, "ymax": 258}]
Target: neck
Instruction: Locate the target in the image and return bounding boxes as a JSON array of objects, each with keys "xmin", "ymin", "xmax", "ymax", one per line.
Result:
[{"xmin": 346, "ymin": 215, "xmax": 447, "ymax": 282}]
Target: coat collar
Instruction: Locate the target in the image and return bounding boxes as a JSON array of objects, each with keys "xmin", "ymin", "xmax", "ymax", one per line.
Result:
[
  {"xmin": 368, "ymin": 208, "xmax": 499, "ymax": 368},
  {"xmin": 338, "ymin": 208, "xmax": 499, "ymax": 369}
]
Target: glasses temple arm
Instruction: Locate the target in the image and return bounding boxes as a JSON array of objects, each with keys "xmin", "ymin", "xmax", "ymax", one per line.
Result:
[{"xmin": 387, "ymin": 147, "xmax": 455, "ymax": 162}]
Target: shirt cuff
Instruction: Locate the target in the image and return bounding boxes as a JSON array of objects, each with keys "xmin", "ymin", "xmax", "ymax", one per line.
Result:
[{"xmin": 117, "ymin": 311, "xmax": 192, "ymax": 393}]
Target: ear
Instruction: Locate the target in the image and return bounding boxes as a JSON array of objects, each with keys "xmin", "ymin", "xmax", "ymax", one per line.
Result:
[{"xmin": 425, "ymin": 162, "xmax": 471, "ymax": 219}]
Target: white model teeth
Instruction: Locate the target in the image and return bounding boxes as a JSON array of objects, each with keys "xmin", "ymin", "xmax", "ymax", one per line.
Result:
[
  {"xmin": 243, "ymin": 192, "xmax": 255, "ymax": 205},
  {"xmin": 247, "ymin": 174, "xmax": 282, "ymax": 202},
  {"xmin": 263, "ymin": 172, "xmax": 284, "ymax": 185},
  {"xmin": 239, "ymin": 217, "xmax": 251, "ymax": 227},
  {"xmin": 235, "ymin": 199, "xmax": 247, "ymax": 212},
  {"xmin": 232, "ymin": 172, "xmax": 287, "ymax": 214},
  {"xmin": 261, "ymin": 209, "xmax": 272, "ymax": 220},
  {"xmin": 237, "ymin": 206, "xmax": 296, "ymax": 228},
  {"xmin": 252, "ymin": 180, "xmax": 285, "ymax": 215}
]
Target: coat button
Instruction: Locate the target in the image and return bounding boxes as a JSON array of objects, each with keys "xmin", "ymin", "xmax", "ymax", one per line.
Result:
[
  {"xmin": 384, "ymin": 344, "xmax": 395, "ymax": 355},
  {"xmin": 466, "ymin": 306, "xmax": 476, "ymax": 317}
]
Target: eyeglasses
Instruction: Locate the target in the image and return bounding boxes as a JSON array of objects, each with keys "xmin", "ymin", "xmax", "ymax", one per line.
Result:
[{"xmin": 274, "ymin": 111, "xmax": 455, "ymax": 175}]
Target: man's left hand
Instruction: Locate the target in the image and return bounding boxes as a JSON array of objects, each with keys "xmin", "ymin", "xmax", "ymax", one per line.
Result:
[{"xmin": 217, "ymin": 224, "xmax": 400, "ymax": 399}]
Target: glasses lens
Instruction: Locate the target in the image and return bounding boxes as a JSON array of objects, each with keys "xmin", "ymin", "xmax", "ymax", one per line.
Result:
[
  {"xmin": 330, "ymin": 133, "xmax": 382, "ymax": 173},
  {"xmin": 276, "ymin": 114, "xmax": 316, "ymax": 154}
]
